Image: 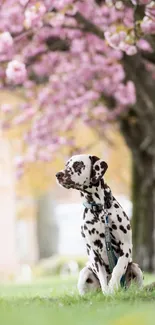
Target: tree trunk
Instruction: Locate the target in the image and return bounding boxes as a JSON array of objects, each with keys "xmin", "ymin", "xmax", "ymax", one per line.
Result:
[
  {"xmin": 132, "ymin": 154, "xmax": 155, "ymax": 271},
  {"xmin": 120, "ymin": 54, "xmax": 155, "ymax": 271}
]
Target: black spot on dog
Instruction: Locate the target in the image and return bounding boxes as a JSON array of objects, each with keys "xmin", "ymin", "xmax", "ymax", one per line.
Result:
[
  {"xmin": 94, "ymin": 240, "xmax": 103, "ymax": 250},
  {"xmin": 83, "ymin": 208, "xmax": 88, "ymax": 220},
  {"xmin": 72, "ymin": 161, "xmax": 85, "ymax": 174},
  {"xmin": 103, "ymin": 262, "xmax": 111, "ymax": 274},
  {"xmin": 113, "ymin": 247, "xmax": 121, "ymax": 254},
  {"xmin": 81, "ymin": 226, "xmax": 85, "ymax": 238},
  {"xmin": 91, "ymin": 216, "xmax": 99, "ymax": 224},
  {"xmin": 95, "ymin": 165, "xmax": 99, "ymax": 171},
  {"xmin": 86, "ymin": 278, "xmax": 93, "ymax": 284},
  {"xmin": 86, "ymin": 220, "xmax": 94, "ymax": 225},
  {"xmin": 80, "ymin": 192, "xmax": 84, "ymax": 197},
  {"xmin": 117, "ymin": 215, "xmax": 122, "ymax": 222},
  {"xmin": 127, "ymin": 224, "xmax": 131, "ymax": 231},
  {"xmin": 83, "ymin": 185, "xmax": 88, "ymax": 190},
  {"xmin": 111, "ymin": 238, "xmax": 117, "ymax": 246},
  {"xmin": 95, "ymin": 262, "xmax": 99, "ymax": 272},
  {"xmin": 110, "ymin": 232, "xmax": 116, "ymax": 240},
  {"xmin": 81, "ymin": 232, "xmax": 85, "ymax": 238},
  {"xmin": 126, "ymin": 253, "xmax": 129, "ymax": 258},
  {"xmin": 114, "ymin": 203, "xmax": 119, "ymax": 208},
  {"xmin": 120, "ymin": 249, "xmax": 124, "ymax": 256},
  {"xmin": 112, "ymin": 224, "xmax": 117, "ymax": 230},
  {"xmin": 87, "ymin": 248, "xmax": 90, "ymax": 255},
  {"xmin": 89, "ymin": 230, "xmax": 91, "ymax": 235},
  {"xmin": 91, "ymin": 228, "xmax": 96, "ymax": 234},
  {"xmin": 129, "ymin": 248, "xmax": 131, "ymax": 254},
  {"xmin": 119, "ymin": 225, "xmax": 127, "ymax": 234},
  {"xmin": 95, "ymin": 193, "xmax": 100, "ymax": 199},
  {"xmin": 84, "ymin": 224, "xmax": 87, "ymax": 231},
  {"xmin": 99, "ymin": 233, "xmax": 105, "ymax": 238},
  {"xmin": 101, "ymin": 217, "xmax": 105, "ymax": 223},
  {"xmin": 123, "ymin": 211, "xmax": 129, "ymax": 220}
]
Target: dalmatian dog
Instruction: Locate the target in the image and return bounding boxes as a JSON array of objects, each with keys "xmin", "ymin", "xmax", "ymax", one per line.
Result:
[{"xmin": 56, "ymin": 154, "xmax": 143, "ymax": 295}]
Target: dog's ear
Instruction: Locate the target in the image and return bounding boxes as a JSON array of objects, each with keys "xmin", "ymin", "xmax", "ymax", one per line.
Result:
[{"xmin": 90, "ymin": 155, "xmax": 108, "ymax": 184}]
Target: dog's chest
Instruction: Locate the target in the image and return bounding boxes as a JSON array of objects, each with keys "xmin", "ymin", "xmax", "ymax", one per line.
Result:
[
  {"xmin": 81, "ymin": 206, "xmax": 125, "ymax": 264},
  {"xmin": 81, "ymin": 210, "xmax": 109, "ymax": 260}
]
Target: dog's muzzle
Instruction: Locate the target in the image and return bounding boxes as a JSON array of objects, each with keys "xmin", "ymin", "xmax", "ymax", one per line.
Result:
[
  {"xmin": 56, "ymin": 171, "xmax": 65, "ymax": 183},
  {"xmin": 56, "ymin": 171, "xmax": 72, "ymax": 188}
]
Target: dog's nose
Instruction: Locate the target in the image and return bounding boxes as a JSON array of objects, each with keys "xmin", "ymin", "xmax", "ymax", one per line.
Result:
[{"xmin": 56, "ymin": 172, "xmax": 64, "ymax": 179}]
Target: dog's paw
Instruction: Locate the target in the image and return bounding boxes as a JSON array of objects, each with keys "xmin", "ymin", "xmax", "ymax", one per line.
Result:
[
  {"xmin": 78, "ymin": 287, "xmax": 86, "ymax": 296},
  {"xmin": 101, "ymin": 287, "xmax": 110, "ymax": 296},
  {"xmin": 107, "ymin": 282, "xmax": 119, "ymax": 295},
  {"xmin": 107, "ymin": 286, "xmax": 115, "ymax": 295}
]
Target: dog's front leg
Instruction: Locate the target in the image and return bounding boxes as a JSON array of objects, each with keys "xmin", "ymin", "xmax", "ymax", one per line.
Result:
[
  {"xmin": 108, "ymin": 244, "xmax": 131, "ymax": 294},
  {"xmin": 89, "ymin": 251, "xmax": 108, "ymax": 294},
  {"xmin": 96, "ymin": 263, "xmax": 108, "ymax": 294}
]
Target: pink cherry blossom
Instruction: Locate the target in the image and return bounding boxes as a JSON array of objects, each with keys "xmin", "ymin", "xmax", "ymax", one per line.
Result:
[
  {"xmin": 49, "ymin": 13, "xmax": 65, "ymax": 27},
  {"xmin": 137, "ymin": 39, "xmax": 153, "ymax": 52},
  {"xmin": 114, "ymin": 81, "xmax": 136, "ymax": 106},
  {"xmin": 24, "ymin": 2, "xmax": 46, "ymax": 29},
  {"xmin": 19, "ymin": 0, "xmax": 30, "ymax": 6},
  {"xmin": 0, "ymin": 104, "xmax": 12, "ymax": 113},
  {"xmin": 53, "ymin": 0, "xmax": 74, "ymax": 10},
  {"xmin": 141, "ymin": 17, "xmax": 155, "ymax": 34},
  {"xmin": 6, "ymin": 60, "xmax": 27, "ymax": 84},
  {"xmin": 12, "ymin": 108, "xmax": 35, "ymax": 125},
  {"xmin": 125, "ymin": 45, "xmax": 137, "ymax": 56},
  {"xmin": 105, "ymin": 31, "xmax": 127, "ymax": 49},
  {"xmin": 0, "ymin": 0, "xmax": 154, "ymax": 167},
  {"xmin": 1, "ymin": 5, "xmax": 24, "ymax": 34},
  {"xmin": 0, "ymin": 32, "xmax": 13, "ymax": 54},
  {"xmin": 139, "ymin": 0, "xmax": 152, "ymax": 4},
  {"xmin": 131, "ymin": 0, "xmax": 151, "ymax": 4},
  {"xmin": 105, "ymin": 29, "xmax": 137, "ymax": 55}
]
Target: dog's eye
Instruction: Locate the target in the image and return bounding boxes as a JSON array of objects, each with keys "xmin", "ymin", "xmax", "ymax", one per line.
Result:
[{"xmin": 72, "ymin": 161, "xmax": 85, "ymax": 173}]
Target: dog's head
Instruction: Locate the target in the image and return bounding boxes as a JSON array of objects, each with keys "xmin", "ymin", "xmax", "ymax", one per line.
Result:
[{"xmin": 56, "ymin": 154, "xmax": 108, "ymax": 191}]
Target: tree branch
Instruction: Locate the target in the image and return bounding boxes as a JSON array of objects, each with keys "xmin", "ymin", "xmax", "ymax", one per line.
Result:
[
  {"xmin": 73, "ymin": 12, "xmax": 105, "ymax": 39},
  {"xmin": 141, "ymin": 52, "xmax": 155, "ymax": 64},
  {"xmin": 26, "ymin": 37, "xmax": 70, "ymax": 66}
]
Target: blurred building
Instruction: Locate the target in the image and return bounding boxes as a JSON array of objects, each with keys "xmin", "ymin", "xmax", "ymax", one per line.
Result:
[{"xmin": 0, "ymin": 137, "xmax": 18, "ymax": 279}]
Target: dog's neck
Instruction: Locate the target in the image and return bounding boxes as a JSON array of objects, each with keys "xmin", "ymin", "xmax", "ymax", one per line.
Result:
[{"xmin": 80, "ymin": 179, "xmax": 106, "ymax": 205}]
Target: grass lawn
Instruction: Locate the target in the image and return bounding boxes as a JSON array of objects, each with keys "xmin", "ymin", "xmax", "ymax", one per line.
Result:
[{"xmin": 0, "ymin": 273, "xmax": 155, "ymax": 325}]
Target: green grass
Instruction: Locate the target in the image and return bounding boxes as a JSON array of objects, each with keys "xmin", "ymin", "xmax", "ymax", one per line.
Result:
[{"xmin": 0, "ymin": 274, "xmax": 155, "ymax": 325}]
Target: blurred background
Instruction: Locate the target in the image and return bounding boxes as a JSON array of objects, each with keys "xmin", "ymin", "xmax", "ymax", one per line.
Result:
[{"xmin": 0, "ymin": 92, "xmax": 132, "ymax": 283}]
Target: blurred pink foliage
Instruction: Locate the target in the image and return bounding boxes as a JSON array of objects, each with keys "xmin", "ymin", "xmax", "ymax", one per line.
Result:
[{"xmin": 0, "ymin": 0, "xmax": 154, "ymax": 172}]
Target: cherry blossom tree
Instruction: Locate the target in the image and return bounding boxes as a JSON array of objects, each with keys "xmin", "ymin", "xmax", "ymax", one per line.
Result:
[{"xmin": 0, "ymin": 0, "xmax": 155, "ymax": 270}]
